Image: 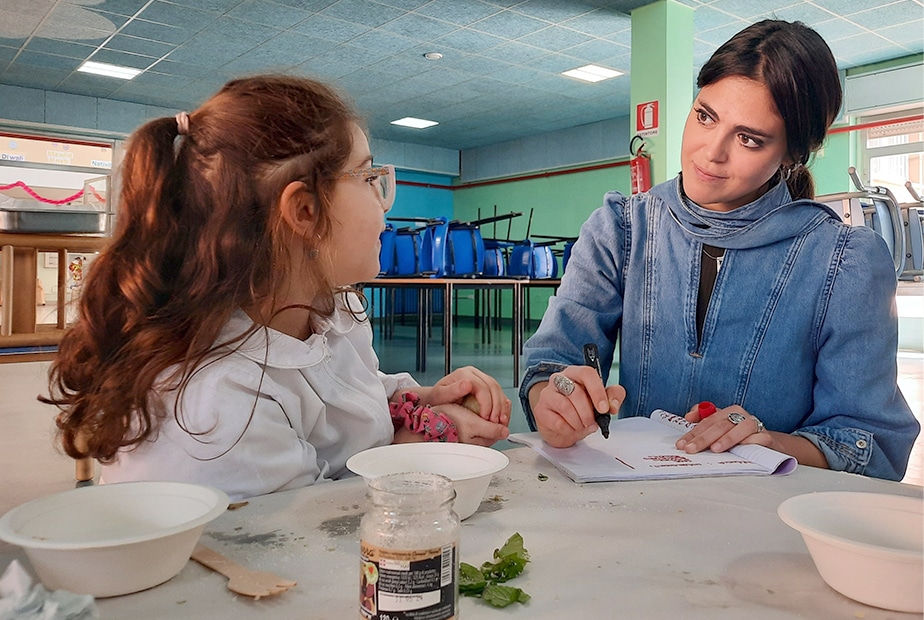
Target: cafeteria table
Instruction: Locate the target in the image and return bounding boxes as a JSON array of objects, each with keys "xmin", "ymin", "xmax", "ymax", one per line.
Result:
[
  {"xmin": 1, "ymin": 448, "xmax": 921, "ymax": 619},
  {"xmin": 363, "ymin": 278, "xmax": 561, "ymax": 387}
]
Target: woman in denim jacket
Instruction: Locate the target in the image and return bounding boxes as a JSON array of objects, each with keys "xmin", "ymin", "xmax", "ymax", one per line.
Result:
[{"xmin": 519, "ymin": 20, "xmax": 919, "ymax": 481}]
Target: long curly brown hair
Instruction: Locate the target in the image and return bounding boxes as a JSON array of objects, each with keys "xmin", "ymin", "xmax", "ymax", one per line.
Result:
[{"xmin": 43, "ymin": 75, "xmax": 361, "ymax": 463}]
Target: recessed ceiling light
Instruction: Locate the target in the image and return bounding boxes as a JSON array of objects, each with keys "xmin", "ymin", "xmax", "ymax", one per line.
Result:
[
  {"xmin": 391, "ymin": 117, "xmax": 439, "ymax": 129},
  {"xmin": 561, "ymin": 64, "xmax": 624, "ymax": 83},
  {"xmin": 77, "ymin": 60, "xmax": 143, "ymax": 80},
  {"xmin": 423, "ymin": 52, "xmax": 443, "ymax": 60}
]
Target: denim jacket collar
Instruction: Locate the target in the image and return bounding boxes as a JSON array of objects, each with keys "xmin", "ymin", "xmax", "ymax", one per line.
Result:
[{"xmin": 653, "ymin": 176, "xmax": 840, "ymax": 250}]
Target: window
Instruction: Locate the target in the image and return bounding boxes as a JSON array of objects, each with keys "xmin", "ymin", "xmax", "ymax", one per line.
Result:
[{"xmin": 859, "ymin": 109, "xmax": 924, "ymax": 203}]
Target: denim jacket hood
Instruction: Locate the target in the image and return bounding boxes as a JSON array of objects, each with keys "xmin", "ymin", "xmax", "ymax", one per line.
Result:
[
  {"xmin": 655, "ymin": 176, "xmax": 840, "ymax": 249},
  {"xmin": 520, "ymin": 177, "xmax": 918, "ymax": 481}
]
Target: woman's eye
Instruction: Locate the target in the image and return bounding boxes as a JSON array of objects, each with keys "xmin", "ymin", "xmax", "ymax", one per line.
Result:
[
  {"xmin": 738, "ymin": 134, "xmax": 762, "ymax": 148},
  {"xmin": 694, "ymin": 108, "xmax": 712, "ymax": 124}
]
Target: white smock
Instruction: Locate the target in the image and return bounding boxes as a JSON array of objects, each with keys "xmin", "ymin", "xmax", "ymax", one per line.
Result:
[{"xmin": 101, "ymin": 293, "xmax": 417, "ymax": 501}]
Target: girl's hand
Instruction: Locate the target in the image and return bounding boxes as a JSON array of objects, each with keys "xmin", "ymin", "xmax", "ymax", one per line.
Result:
[
  {"xmin": 529, "ymin": 367, "xmax": 625, "ymax": 448},
  {"xmin": 409, "ymin": 366, "xmax": 511, "ymax": 425},
  {"xmin": 431, "ymin": 403, "xmax": 510, "ymax": 447},
  {"xmin": 676, "ymin": 404, "xmax": 772, "ymax": 453}
]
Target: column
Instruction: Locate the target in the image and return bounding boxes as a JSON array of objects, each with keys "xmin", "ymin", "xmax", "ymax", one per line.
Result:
[{"xmin": 630, "ymin": 0, "xmax": 695, "ymax": 186}]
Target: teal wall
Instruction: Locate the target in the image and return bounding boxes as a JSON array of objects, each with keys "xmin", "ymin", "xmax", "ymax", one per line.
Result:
[{"xmin": 391, "ymin": 170, "xmax": 454, "ymax": 221}]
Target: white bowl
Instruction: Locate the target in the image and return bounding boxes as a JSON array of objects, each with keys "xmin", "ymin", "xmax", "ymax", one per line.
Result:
[
  {"xmin": 0, "ymin": 481, "xmax": 228, "ymax": 597},
  {"xmin": 346, "ymin": 443, "xmax": 509, "ymax": 520},
  {"xmin": 778, "ymin": 491, "xmax": 923, "ymax": 613}
]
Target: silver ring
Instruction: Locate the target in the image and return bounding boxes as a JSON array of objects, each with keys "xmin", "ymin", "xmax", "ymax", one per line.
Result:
[
  {"xmin": 754, "ymin": 417, "xmax": 765, "ymax": 433},
  {"xmin": 552, "ymin": 374, "xmax": 575, "ymax": 396},
  {"xmin": 727, "ymin": 412, "xmax": 746, "ymax": 425}
]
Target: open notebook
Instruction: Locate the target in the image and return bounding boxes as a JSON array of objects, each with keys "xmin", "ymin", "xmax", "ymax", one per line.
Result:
[{"xmin": 508, "ymin": 409, "xmax": 797, "ymax": 482}]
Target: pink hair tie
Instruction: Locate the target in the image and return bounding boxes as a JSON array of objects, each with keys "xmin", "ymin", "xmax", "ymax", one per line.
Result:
[
  {"xmin": 175, "ymin": 111, "xmax": 190, "ymax": 135},
  {"xmin": 389, "ymin": 392, "xmax": 459, "ymax": 442}
]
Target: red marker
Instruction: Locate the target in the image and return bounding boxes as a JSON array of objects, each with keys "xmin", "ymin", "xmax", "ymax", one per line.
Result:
[{"xmin": 697, "ymin": 401, "xmax": 717, "ymax": 419}]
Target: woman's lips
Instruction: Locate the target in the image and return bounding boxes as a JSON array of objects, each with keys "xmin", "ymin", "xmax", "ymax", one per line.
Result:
[{"xmin": 693, "ymin": 163, "xmax": 725, "ymax": 181}]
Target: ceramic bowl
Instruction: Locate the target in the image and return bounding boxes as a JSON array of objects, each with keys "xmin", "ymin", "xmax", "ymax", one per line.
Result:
[
  {"xmin": 778, "ymin": 491, "xmax": 923, "ymax": 613},
  {"xmin": 0, "ymin": 481, "xmax": 228, "ymax": 597},
  {"xmin": 346, "ymin": 443, "xmax": 509, "ymax": 519}
]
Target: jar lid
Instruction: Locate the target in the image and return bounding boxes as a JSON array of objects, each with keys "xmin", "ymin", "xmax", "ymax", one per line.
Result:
[{"xmin": 367, "ymin": 471, "xmax": 456, "ymax": 508}]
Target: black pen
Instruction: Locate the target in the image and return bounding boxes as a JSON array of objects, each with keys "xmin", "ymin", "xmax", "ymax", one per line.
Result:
[{"xmin": 582, "ymin": 343, "xmax": 610, "ymax": 439}]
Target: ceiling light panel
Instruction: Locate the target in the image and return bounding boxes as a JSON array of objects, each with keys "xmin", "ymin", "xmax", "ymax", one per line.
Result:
[
  {"xmin": 561, "ymin": 64, "xmax": 624, "ymax": 83},
  {"xmin": 77, "ymin": 61, "xmax": 143, "ymax": 80},
  {"xmin": 391, "ymin": 117, "xmax": 439, "ymax": 129}
]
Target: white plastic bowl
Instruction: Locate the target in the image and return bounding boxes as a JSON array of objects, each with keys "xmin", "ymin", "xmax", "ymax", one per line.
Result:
[
  {"xmin": 0, "ymin": 481, "xmax": 228, "ymax": 597},
  {"xmin": 778, "ymin": 491, "xmax": 923, "ymax": 613},
  {"xmin": 346, "ymin": 443, "xmax": 509, "ymax": 520}
]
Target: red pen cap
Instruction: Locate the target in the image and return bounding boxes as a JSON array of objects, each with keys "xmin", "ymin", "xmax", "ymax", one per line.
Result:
[{"xmin": 697, "ymin": 401, "xmax": 717, "ymax": 419}]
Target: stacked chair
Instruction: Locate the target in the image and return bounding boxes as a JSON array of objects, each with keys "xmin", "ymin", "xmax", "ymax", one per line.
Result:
[
  {"xmin": 817, "ymin": 167, "xmax": 907, "ymax": 277},
  {"xmin": 899, "ymin": 182, "xmax": 924, "ymax": 281}
]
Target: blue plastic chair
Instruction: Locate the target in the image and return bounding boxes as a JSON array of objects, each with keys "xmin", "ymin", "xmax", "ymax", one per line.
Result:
[
  {"xmin": 447, "ymin": 224, "xmax": 485, "ymax": 277},
  {"xmin": 378, "ymin": 224, "xmax": 396, "ymax": 276},
  {"xmin": 419, "ymin": 217, "xmax": 449, "ymax": 277},
  {"xmin": 393, "ymin": 227, "xmax": 422, "ymax": 276}
]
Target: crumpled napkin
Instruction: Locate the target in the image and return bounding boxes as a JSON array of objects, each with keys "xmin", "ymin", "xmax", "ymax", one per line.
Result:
[{"xmin": 0, "ymin": 560, "xmax": 98, "ymax": 620}]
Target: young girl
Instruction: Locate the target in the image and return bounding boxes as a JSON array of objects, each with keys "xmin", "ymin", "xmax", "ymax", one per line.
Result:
[
  {"xmin": 45, "ymin": 75, "xmax": 510, "ymax": 500},
  {"xmin": 520, "ymin": 20, "xmax": 918, "ymax": 480}
]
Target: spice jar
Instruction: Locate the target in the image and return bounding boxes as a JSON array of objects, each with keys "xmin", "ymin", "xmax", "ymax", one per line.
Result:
[{"xmin": 360, "ymin": 472, "xmax": 460, "ymax": 620}]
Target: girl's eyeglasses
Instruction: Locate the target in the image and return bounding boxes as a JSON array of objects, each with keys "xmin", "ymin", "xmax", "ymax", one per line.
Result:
[{"xmin": 336, "ymin": 164, "xmax": 396, "ymax": 213}]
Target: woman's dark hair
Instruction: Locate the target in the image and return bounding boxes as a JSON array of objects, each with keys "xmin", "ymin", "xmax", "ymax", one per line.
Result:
[
  {"xmin": 697, "ymin": 20, "xmax": 842, "ymax": 199},
  {"xmin": 44, "ymin": 75, "xmax": 361, "ymax": 462}
]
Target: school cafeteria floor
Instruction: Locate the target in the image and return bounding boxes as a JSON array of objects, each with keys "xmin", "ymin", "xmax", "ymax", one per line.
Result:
[{"xmin": 1, "ymin": 282, "xmax": 921, "ymax": 517}]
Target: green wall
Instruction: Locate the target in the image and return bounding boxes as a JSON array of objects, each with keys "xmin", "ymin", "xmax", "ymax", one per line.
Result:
[
  {"xmin": 453, "ymin": 161, "xmax": 632, "ymax": 320},
  {"xmin": 811, "ymin": 129, "xmax": 855, "ymax": 196}
]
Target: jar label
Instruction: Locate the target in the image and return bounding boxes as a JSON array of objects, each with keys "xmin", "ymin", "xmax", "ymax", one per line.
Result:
[{"xmin": 360, "ymin": 541, "xmax": 457, "ymax": 620}]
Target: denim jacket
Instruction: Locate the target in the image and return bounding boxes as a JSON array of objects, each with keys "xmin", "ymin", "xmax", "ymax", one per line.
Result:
[{"xmin": 520, "ymin": 176, "xmax": 918, "ymax": 481}]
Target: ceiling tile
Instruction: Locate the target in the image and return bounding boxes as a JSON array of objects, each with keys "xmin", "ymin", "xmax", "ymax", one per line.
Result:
[
  {"xmin": 90, "ymin": 0, "xmax": 152, "ymax": 17},
  {"xmin": 378, "ymin": 12, "xmax": 459, "ymax": 39},
  {"xmin": 812, "ymin": 18, "xmax": 867, "ymax": 42},
  {"xmin": 321, "ymin": 0, "xmax": 406, "ymax": 28},
  {"xmin": 349, "ymin": 29, "xmax": 420, "ymax": 56},
  {"xmin": 415, "ymin": 0, "xmax": 502, "ymax": 26},
  {"xmin": 294, "ymin": 14, "xmax": 371, "ymax": 42},
  {"xmin": 24, "ymin": 38, "xmax": 97, "ymax": 60},
  {"xmin": 469, "ymin": 10, "xmax": 549, "ymax": 39},
  {"xmin": 811, "ymin": 0, "xmax": 898, "ymax": 16},
  {"xmin": 137, "ymin": 1, "xmax": 219, "ymax": 31},
  {"xmin": 510, "ymin": 0, "xmax": 600, "ymax": 23},
  {"xmin": 227, "ymin": 0, "xmax": 315, "ymax": 27},
  {"xmin": 434, "ymin": 27, "xmax": 505, "ymax": 53},
  {"xmin": 561, "ymin": 9, "xmax": 631, "ymax": 37},
  {"xmin": 878, "ymin": 19, "xmax": 924, "ymax": 51},
  {"xmin": 478, "ymin": 40, "xmax": 548, "ymax": 64},
  {"xmin": 517, "ymin": 25, "xmax": 593, "ymax": 51},
  {"xmin": 90, "ymin": 48, "xmax": 159, "ymax": 69},
  {"xmin": 118, "ymin": 19, "xmax": 197, "ymax": 45},
  {"xmin": 847, "ymin": 1, "xmax": 924, "ymax": 32},
  {"xmin": 104, "ymin": 35, "xmax": 177, "ymax": 58}
]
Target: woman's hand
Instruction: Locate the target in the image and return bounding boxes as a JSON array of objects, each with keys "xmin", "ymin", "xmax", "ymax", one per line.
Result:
[
  {"xmin": 431, "ymin": 403, "xmax": 510, "ymax": 446},
  {"xmin": 675, "ymin": 404, "xmax": 772, "ymax": 453},
  {"xmin": 408, "ymin": 366, "xmax": 511, "ymax": 425},
  {"xmin": 529, "ymin": 367, "xmax": 626, "ymax": 448}
]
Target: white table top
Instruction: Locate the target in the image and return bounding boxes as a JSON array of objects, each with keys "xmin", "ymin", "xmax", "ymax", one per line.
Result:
[{"xmin": 3, "ymin": 448, "xmax": 922, "ymax": 619}]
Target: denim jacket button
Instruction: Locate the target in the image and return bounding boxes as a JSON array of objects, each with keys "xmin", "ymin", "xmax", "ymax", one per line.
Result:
[{"xmin": 855, "ymin": 439, "xmax": 868, "ymax": 449}]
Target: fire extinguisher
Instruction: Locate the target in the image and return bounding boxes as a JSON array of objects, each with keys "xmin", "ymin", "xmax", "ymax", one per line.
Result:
[{"xmin": 629, "ymin": 135, "xmax": 652, "ymax": 195}]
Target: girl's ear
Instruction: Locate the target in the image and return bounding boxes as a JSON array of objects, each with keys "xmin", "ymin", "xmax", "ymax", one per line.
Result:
[{"xmin": 278, "ymin": 181, "xmax": 317, "ymax": 236}]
